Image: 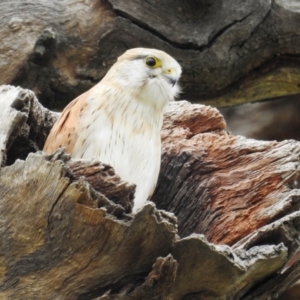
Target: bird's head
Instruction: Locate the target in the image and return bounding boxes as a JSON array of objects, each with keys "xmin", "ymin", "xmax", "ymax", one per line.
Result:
[{"xmin": 105, "ymin": 48, "xmax": 182, "ymax": 110}]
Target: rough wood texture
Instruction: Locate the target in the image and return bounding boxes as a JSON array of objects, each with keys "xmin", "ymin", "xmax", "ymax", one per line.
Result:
[
  {"xmin": 153, "ymin": 101, "xmax": 300, "ymax": 245},
  {"xmin": 0, "ymin": 152, "xmax": 176, "ymax": 299},
  {"xmin": 1, "ymin": 86, "xmax": 300, "ymax": 299},
  {"xmin": 0, "ymin": 85, "xmax": 57, "ymax": 166},
  {"xmin": 67, "ymin": 159, "xmax": 135, "ymax": 213},
  {"xmin": 1, "ymin": 1, "xmax": 300, "ymax": 109},
  {"xmin": 103, "ymin": 235, "xmax": 287, "ymax": 300}
]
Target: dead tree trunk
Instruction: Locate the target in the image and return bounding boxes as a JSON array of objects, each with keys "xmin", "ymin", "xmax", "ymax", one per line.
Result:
[
  {"xmin": 1, "ymin": 85, "xmax": 300, "ymax": 299},
  {"xmin": 1, "ymin": 0, "xmax": 300, "ymax": 109}
]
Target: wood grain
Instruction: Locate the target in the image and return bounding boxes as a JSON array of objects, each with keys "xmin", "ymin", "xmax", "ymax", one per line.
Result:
[
  {"xmin": 1, "ymin": 86, "xmax": 300, "ymax": 298},
  {"xmin": 153, "ymin": 101, "xmax": 300, "ymax": 245}
]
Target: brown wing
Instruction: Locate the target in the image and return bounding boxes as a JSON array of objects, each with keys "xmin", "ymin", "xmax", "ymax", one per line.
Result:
[{"xmin": 43, "ymin": 91, "xmax": 89, "ymax": 154}]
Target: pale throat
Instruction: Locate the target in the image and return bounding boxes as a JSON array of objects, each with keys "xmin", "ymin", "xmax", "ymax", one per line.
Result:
[{"xmin": 136, "ymin": 80, "xmax": 173, "ymax": 112}]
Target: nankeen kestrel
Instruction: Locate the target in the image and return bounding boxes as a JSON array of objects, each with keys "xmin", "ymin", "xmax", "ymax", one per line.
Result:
[{"xmin": 43, "ymin": 48, "xmax": 182, "ymax": 213}]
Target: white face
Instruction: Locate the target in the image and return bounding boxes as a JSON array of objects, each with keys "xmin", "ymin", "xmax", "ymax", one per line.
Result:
[{"xmin": 108, "ymin": 49, "xmax": 182, "ymax": 110}]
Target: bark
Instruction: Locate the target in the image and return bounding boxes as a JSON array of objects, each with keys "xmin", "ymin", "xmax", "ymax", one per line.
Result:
[
  {"xmin": 1, "ymin": 0, "xmax": 300, "ymax": 109},
  {"xmin": 154, "ymin": 101, "xmax": 300, "ymax": 245},
  {"xmin": 0, "ymin": 85, "xmax": 57, "ymax": 166},
  {"xmin": 1, "ymin": 85, "xmax": 300, "ymax": 299}
]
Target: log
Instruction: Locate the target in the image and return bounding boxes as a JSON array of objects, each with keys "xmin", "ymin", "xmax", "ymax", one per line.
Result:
[
  {"xmin": 0, "ymin": 85, "xmax": 57, "ymax": 166},
  {"xmin": 1, "ymin": 85, "xmax": 300, "ymax": 299},
  {"xmin": 0, "ymin": 152, "xmax": 175, "ymax": 299},
  {"xmin": 1, "ymin": 1, "xmax": 300, "ymax": 109},
  {"xmin": 154, "ymin": 101, "xmax": 300, "ymax": 245}
]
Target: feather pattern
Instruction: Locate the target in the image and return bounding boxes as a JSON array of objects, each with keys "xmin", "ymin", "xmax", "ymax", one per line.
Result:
[{"xmin": 43, "ymin": 48, "xmax": 181, "ymax": 212}]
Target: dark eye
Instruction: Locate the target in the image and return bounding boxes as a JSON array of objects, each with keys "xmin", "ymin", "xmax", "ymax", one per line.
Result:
[{"xmin": 145, "ymin": 57, "xmax": 157, "ymax": 67}]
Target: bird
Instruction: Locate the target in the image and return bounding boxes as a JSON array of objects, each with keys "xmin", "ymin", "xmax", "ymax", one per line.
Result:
[{"xmin": 43, "ymin": 48, "xmax": 182, "ymax": 213}]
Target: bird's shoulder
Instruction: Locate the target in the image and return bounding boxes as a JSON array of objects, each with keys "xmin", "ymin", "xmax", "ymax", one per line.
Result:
[{"xmin": 43, "ymin": 90, "xmax": 90, "ymax": 154}]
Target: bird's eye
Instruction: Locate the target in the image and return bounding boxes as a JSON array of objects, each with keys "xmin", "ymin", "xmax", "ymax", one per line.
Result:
[
  {"xmin": 145, "ymin": 57, "xmax": 156, "ymax": 67},
  {"xmin": 145, "ymin": 56, "xmax": 160, "ymax": 68}
]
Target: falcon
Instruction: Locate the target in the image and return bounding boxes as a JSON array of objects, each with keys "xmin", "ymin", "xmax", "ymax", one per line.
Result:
[{"xmin": 43, "ymin": 48, "xmax": 182, "ymax": 213}]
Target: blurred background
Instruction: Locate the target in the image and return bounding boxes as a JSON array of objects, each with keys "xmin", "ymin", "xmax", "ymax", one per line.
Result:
[{"xmin": 219, "ymin": 96, "xmax": 300, "ymax": 142}]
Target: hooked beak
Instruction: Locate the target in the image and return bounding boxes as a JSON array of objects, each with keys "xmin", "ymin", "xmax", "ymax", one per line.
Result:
[
  {"xmin": 163, "ymin": 75, "xmax": 177, "ymax": 87},
  {"xmin": 169, "ymin": 78, "xmax": 177, "ymax": 87}
]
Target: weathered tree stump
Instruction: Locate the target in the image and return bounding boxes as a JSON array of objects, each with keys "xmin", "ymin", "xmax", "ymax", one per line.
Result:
[
  {"xmin": 1, "ymin": 0, "xmax": 300, "ymax": 109},
  {"xmin": 1, "ymin": 85, "xmax": 300, "ymax": 299},
  {"xmin": 154, "ymin": 101, "xmax": 300, "ymax": 245}
]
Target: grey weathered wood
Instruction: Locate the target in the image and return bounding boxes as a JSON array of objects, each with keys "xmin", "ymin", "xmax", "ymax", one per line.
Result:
[
  {"xmin": 0, "ymin": 85, "xmax": 58, "ymax": 166},
  {"xmin": 1, "ymin": 86, "xmax": 300, "ymax": 298},
  {"xmin": 169, "ymin": 235, "xmax": 286, "ymax": 300},
  {"xmin": 67, "ymin": 159, "xmax": 135, "ymax": 213},
  {"xmin": 1, "ymin": 1, "xmax": 300, "ymax": 109},
  {"xmin": 0, "ymin": 85, "xmax": 30, "ymax": 166},
  {"xmin": 0, "ymin": 151, "xmax": 291, "ymax": 299},
  {"xmin": 0, "ymin": 152, "xmax": 176, "ymax": 299},
  {"xmin": 235, "ymin": 212, "xmax": 300, "ymax": 300}
]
